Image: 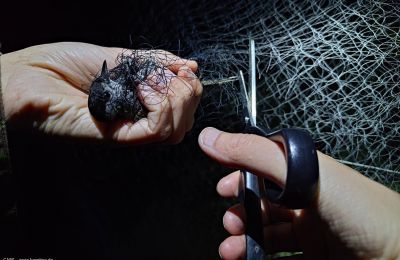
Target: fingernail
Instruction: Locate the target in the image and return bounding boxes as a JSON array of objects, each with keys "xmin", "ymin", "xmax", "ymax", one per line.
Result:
[
  {"xmin": 179, "ymin": 65, "xmax": 196, "ymax": 78},
  {"xmin": 200, "ymin": 127, "xmax": 221, "ymax": 147},
  {"xmin": 222, "ymin": 212, "xmax": 228, "ymax": 230},
  {"xmin": 186, "ymin": 60, "xmax": 198, "ymax": 72},
  {"xmin": 223, "ymin": 210, "xmax": 244, "ymax": 231},
  {"xmin": 186, "ymin": 59, "xmax": 197, "ymax": 66},
  {"xmin": 218, "ymin": 245, "xmax": 223, "ymax": 259}
]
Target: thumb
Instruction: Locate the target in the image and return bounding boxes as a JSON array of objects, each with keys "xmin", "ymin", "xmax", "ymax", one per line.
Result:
[{"xmin": 198, "ymin": 127, "xmax": 287, "ymax": 187}]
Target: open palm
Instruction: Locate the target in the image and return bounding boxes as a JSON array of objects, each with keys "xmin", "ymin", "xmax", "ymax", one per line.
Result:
[{"xmin": 1, "ymin": 42, "xmax": 201, "ymax": 144}]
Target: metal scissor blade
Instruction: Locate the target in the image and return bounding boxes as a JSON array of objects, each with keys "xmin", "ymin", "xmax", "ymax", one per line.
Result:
[
  {"xmin": 238, "ymin": 71, "xmax": 249, "ymax": 120},
  {"xmin": 238, "ymin": 70, "xmax": 256, "ymax": 127},
  {"xmin": 239, "ymin": 39, "xmax": 266, "ymax": 260},
  {"xmin": 249, "ymin": 39, "xmax": 257, "ymax": 126}
]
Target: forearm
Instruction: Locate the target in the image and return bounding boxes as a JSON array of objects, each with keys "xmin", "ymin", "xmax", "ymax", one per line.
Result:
[{"xmin": 317, "ymin": 153, "xmax": 400, "ymax": 259}]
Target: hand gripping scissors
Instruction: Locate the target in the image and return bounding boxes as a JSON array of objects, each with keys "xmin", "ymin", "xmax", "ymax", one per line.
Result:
[{"xmin": 238, "ymin": 39, "xmax": 319, "ymax": 259}]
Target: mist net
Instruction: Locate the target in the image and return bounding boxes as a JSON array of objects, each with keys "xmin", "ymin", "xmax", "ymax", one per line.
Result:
[{"xmin": 148, "ymin": 0, "xmax": 400, "ymax": 189}]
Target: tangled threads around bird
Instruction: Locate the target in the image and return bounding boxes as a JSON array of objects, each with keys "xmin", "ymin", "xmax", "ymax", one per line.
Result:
[{"xmin": 88, "ymin": 50, "xmax": 181, "ymax": 122}]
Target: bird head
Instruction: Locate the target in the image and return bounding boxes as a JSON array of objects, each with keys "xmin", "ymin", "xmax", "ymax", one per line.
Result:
[{"xmin": 88, "ymin": 60, "xmax": 120, "ymax": 122}]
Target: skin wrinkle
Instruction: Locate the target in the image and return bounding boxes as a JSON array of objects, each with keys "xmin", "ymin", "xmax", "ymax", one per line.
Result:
[
  {"xmin": 30, "ymin": 54, "xmax": 89, "ymax": 91},
  {"xmin": 45, "ymin": 105, "xmax": 92, "ymax": 138},
  {"xmin": 43, "ymin": 97, "xmax": 77, "ymax": 133},
  {"xmin": 69, "ymin": 109, "xmax": 91, "ymax": 137}
]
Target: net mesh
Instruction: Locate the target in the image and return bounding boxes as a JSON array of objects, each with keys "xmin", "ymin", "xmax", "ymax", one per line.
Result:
[{"xmin": 145, "ymin": 0, "xmax": 400, "ymax": 190}]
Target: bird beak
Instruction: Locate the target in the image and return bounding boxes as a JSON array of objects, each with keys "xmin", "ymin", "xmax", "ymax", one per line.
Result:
[{"xmin": 101, "ymin": 60, "xmax": 110, "ymax": 79}]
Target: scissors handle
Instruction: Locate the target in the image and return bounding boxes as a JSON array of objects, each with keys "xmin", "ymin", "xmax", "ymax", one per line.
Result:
[
  {"xmin": 242, "ymin": 126, "xmax": 318, "ymax": 259},
  {"xmin": 246, "ymin": 125, "xmax": 319, "ymax": 209},
  {"xmin": 240, "ymin": 171, "xmax": 265, "ymax": 259}
]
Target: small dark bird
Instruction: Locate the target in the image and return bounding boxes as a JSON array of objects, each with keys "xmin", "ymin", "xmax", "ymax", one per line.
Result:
[{"xmin": 88, "ymin": 59, "xmax": 148, "ymax": 122}]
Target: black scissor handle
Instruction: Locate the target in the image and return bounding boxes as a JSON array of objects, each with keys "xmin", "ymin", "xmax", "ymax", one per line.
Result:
[
  {"xmin": 241, "ymin": 126, "xmax": 318, "ymax": 259},
  {"xmin": 240, "ymin": 171, "xmax": 266, "ymax": 259},
  {"xmin": 246, "ymin": 126, "xmax": 319, "ymax": 209}
]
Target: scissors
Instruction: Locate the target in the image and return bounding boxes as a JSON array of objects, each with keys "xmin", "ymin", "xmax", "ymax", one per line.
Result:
[{"xmin": 238, "ymin": 39, "xmax": 319, "ymax": 259}]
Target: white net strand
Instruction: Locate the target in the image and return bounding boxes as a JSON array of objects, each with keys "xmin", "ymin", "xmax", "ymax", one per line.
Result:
[{"xmin": 158, "ymin": 0, "xmax": 400, "ymax": 188}]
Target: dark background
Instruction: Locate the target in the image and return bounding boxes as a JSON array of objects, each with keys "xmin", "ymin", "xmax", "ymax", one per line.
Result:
[
  {"xmin": 1, "ymin": 1, "xmax": 193, "ymax": 53},
  {"xmin": 1, "ymin": 1, "xmax": 243, "ymax": 259}
]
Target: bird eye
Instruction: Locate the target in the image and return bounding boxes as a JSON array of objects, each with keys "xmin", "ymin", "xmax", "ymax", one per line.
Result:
[{"xmin": 104, "ymin": 92, "xmax": 111, "ymax": 99}]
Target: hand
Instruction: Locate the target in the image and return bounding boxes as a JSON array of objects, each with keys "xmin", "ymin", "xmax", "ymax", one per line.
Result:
[
  {"xmin": 198, "ymin": 127, "xmax": 400, "ymax": 260},
  {"xmin": 0, "ymin": 42, "xmax": 202, "ymax": 144}
]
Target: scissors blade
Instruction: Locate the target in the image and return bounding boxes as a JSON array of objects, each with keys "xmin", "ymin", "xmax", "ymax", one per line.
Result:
[
  {"xmin": 238, "ymin": 70, "xmax": 252, "ymax": 126},
  {"xmin": 238, "ymin": 39, "xmax": 266, "ymax": 260},
  {"xmin": 249, "ymin": 39, "xmax": 257, "ymax": 126}
]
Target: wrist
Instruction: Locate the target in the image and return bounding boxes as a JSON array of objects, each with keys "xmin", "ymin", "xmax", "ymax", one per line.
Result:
[
  {"xmin": 0, "ymin": 51, "xmax": 28, "ymax": 123},
  {"xmin": 0, "ymin": 53, "xmax": 11, "ymax": 93},
  {"xmin": 317, "ymin": 153, "xmax": 400, "ymax": 259},
  {"xmin": 0, "ymin": 51, "xmax": 13, "ymax": 171},
  {"xmin": 0, "ymin": 53, "xmax": 13, "ymax": 121}
]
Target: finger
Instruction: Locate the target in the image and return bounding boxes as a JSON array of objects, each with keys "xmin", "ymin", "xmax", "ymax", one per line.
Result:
[
  {"xmin": 199, "ymin": 127, "xmax": 287, "ymax": 188},
  {"xmin": 217, "ymin": 171, "xmax": 294, "ymax": 224},
  {"xmin": 142, "ymin": 49, "xmax": 198, "ymax": 73},
  {"xmin": 264, "ymin": 222, "xmax": 300, "ymax": 253},
  {"xmin": 108, "ymin": 80, "xmax": 173, "ymax": 144},
  {"xmin": 165, "ymin": 77, "xmax": 191, "ymax": 144},
  {"xmin": 177, "ymin": 66, "xmax": 197, "ymax": 85},
  {"xmin": 164, "ymin": 66, "xmax": 202, "ymax": 143},
  {"xmin": 219, "ymin": 223, "xmax": 300, "ymax": 259},
  {"xmin": 217, "ymin": 171, "xmax": 242, "ymax": 198},
  {"xmin": 177, "ymin": 65, "xmax": 203, "ymax": 98},
  {"xmin": 219, "ymin": 198, "xmax": 293, "ymax": 236},
  {"xmin": 223, "ymin": 204, "xmax": 246, "ymax": 235},
  {"xmin": 219, "ymin": 235, "xmax": 246, "ymax": 260},
  {"xmin": 220, "ymin": 223, "xmax": 300, "ymax": 258},
  {"xmin": 177, "ymin": 66, "xmax": 202, "ymax": 131}
]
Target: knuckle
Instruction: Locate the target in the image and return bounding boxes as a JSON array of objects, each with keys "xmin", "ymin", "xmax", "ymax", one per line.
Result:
[
  {"xmin": 194, "ymin": 81, "xmax": 203, "ymax": 97},
  {"xmin": 158, "ymin": 49, "xmax": 172, "ymax": 56},
  {"xmin": 154, "ymin": 124, "xmax": 172, "ymax": 141},
  {"xmin": 190, "ymin": 60, "xmax": 198, "ymax": 69},
  {"xmin": 170, "ymin": 78, "xmax": 191, "ymax": 100},
  {"xmin": 147, "ymin": 116, "xmax": 173, "ymax": 142},
  {"xmin": 170, "ymin": 76, "xmax": 181, "ymax": 87},
  {"xmin": 172, "ymin": 76, "xmax": 202, "ymax": 101},
  {"xmin": 186, "ymin": 117, "xmax": 195, "ymax": 132}
]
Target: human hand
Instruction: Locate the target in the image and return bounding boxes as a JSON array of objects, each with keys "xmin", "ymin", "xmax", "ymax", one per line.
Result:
[
  {"xmin": 0, "ymin": 42, "xmax": 202, "ymax": 144},
  {"xmin": 198, "ymin": 127, "xmax": 400, "ymax": 259}
]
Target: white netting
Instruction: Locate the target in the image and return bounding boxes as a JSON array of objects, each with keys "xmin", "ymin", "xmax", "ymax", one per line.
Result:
[{"xmin": 152, "ymin": 0, "xmax": 400, "ymax": 189}]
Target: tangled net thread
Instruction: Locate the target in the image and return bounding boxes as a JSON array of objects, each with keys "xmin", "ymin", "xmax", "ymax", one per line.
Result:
[
  {"xmin": 89, "ymin": 50, "xmax": 193, "ymax": 121},
  {"xmin": 152, "ymin": 0, "xmax": 400, "ymax": 189}
]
